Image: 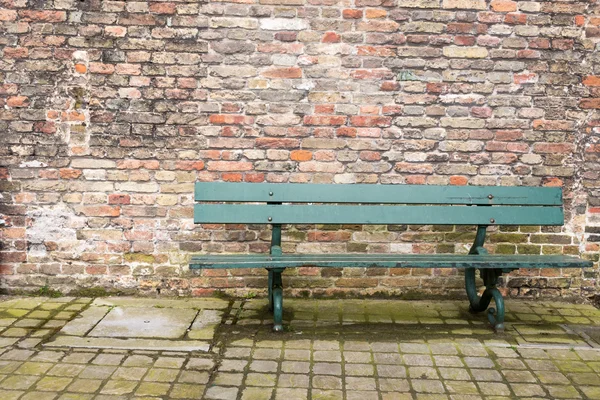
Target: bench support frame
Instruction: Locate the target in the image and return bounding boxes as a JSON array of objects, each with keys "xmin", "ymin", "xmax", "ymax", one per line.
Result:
[{"xmin": 466, "ymin": 225, "xmax": 514, "ymax": 332}]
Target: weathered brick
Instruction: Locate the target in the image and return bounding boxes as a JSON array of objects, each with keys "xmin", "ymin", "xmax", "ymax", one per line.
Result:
[
  {"xmin": 442, "ymin": 0, "xmax": 486, "ymax": 9},
  {"xmin": 443, "ymin": 46, "xmax": 488, "ymax": 58}
]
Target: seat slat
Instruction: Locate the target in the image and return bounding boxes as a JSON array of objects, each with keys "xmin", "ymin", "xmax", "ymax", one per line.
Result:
[
  {"xmin": 190, "ymin": 254, "xmax": 591, "ymax": 270},
  {"xmin": 195, "ymin": 182, "xmax": 562, "ymax": 206},
  {"xmin": 194, "ymin": 204, "xmax": 563, "ymax": 226}
]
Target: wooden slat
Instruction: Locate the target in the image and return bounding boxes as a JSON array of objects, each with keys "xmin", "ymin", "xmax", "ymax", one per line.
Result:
[
  {"xmin": 194, "ymin": 204, "xmax": 563, "ymax": 226},
  {"xmin": 195, "ymin": 182, "xmax": 562, "ymax": 206},
  {"xmin": 190, "ymin": 254, "xmax": 591, "ymax": 269}
]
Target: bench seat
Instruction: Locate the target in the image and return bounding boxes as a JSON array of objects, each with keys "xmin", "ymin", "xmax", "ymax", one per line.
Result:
[{"xmin": 191, "ymin": 254, "xmax": 590, "ymax": 270}]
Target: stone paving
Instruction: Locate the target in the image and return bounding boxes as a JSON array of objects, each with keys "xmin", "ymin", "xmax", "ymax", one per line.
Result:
[{"xmin": 0, "ymin": 296, "xmax": 599, "ymax": 399}]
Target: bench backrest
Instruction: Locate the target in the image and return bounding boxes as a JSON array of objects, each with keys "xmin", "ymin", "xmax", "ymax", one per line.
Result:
[{"xmin": 194, "ymin": 182, "xmax": 563, "ymax": 226}]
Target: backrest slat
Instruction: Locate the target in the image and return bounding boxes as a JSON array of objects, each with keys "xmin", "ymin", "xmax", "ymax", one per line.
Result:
[
  {"xmin": 194, "ymin": 204, "xmax": 564, "ymax": 226},
  {"xmin": 195, "ymin": 182, "xmax": 561, "ymax": 206}
]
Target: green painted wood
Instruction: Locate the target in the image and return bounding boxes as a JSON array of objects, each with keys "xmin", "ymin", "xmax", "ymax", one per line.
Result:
[
  {"xmin": 189, "ymin": 254, "xmax": 592, "ymax": 270},
  {"xmin": 194, "ymin": 204, "xmax": 563, "ymax": 226},
  {"xmin": 195, "ymin": 182, "xmax": 562, "ymax": 206}
]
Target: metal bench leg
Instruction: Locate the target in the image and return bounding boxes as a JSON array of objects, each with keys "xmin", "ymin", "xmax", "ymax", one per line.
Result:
[
  {"xmin": 268, "ymin": 270, "xmax": 273, "ymax": 312},
  {"xmin": 465, "ymin": 268, "xmax": 505, "ymax": 332},
  {"xmin": 270, "ymin": 269, "xmax": 284, "ymax": 332}
]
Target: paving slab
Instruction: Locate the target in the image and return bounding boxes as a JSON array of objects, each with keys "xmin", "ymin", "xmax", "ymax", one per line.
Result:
[
  {"xmin": 89, "ymin": 307, "xmax": 197, "ymax": 339},
  {"xmin": 43, "ymin": 296, "xmax": 225, "ymax": 352}
]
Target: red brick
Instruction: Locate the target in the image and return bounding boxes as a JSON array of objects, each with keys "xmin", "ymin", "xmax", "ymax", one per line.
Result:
[
  {"xmin": 357, "ymin": 45, "xmax": 395, "ymax": 56},
  {"xmin": 109, "ymin": 194, "xmax": 131, "ymax": 205},
  {"xmin": 532, "ymin": 120, "xmax": 574, "ymax": 131},
  {"xmin": 209, "ymin": 114, "xmax": 255, "ymax": 125},
  {"xmin": 454, "ymin": 36, "xmax": 476, "ymax": 46},
  {"xmin": 575, "ymin": 15, "xmax": 585, "ymax": 26},
  {"xmin": 59, "ymin": 168, "xmax": 80, "ymax": 180},
  {"xmin": 2, "ymin": 228, "xmax": 25, "ymax": 239},
  {"xmin": 366, "ymin": 9, "xmax": 386, "ymax": 19},
  {"xmin": 580, "ymin": 99, "xmax": 600, "ymax": 109},
  {"xmin": 381, "ymin": 81, "xmax": 400, "ymax": 91},
  {"xmin": 543, "ymin": 177, "xmax": 563, "ymax": 187},
  {"xmin": 86, "ymin": 266, "xmax": 108, "ymax": 275},
  {"xmin": 0, "ymin": 252, "xmax": 26, "ymax": 263},
  {"xmin": 383, "ymin": 105, "xmax": 403, "ymax": 115},
  {"xmin": 19, "ymin": 10, "xmax": 66, "ymax": 22},
  {"xmin": 504, "ymin": 13, "xmax": 526, "ymax": 24},
  {"xmin": 175, "ymin": 161, "xmax": 205, "ymax": 171},
  {"xmin": 308, "ymin": 231, "xmax": 352, "ymax": 242},
  {"xmin": 222, "ymin": 173, "xmax": 243, "ymax": 182},
  {"xmin": 39, "ymin": 170, "xmax": 59, "ymax": 179},
  {"xmin": 495, "ymin": 130, "xmax": 523, "ymax": 141},
  {"xmin": 7, "ymin": 96, "xmax": 29, "ymax": 108},
  {"xmin": 336, "ymin": 127, "xmax": 357, "ymax": 137},
  {"xmin": 528, "ymin": 38, "xmax": 550, "ymax": 49},
  {"xmin": 0, "ymin": 265, "xmax": 14, "ymax": 275},
  {"xmin": 207, "ymin": 161, "xmax": 253, "ymax": 171},
  {"xmin": 514, "ymin": 73, "xmax": 537, "ymax": 84},
  {"xmin": 274, "ymin": 31, "xmax": 297, "ymax": 42},
  {"xmin": 79, "ymin": 206, "xmax": 121, "ymax": 217},
  {"xmin": 552, "ymin": 39, "xmax": 573, "ymax": 50},
  {"xmin": 117, "ymin": 160, "xmax": 160, "ymax": 169},
  {"xmin": 149, "ymin": 2, "xmax": 176, "ymax": 14},
  {"xmin": 291, "ymin": 150, "xmax": 313, "ymax": 161},
  {"xmin": 89, "ymin": 63, "xmax": 115, "ymax": 74},
  {"xmin": 359, "ymin": 151, "xmax": 381, "ymax": 161},
  {"xmin": 470, "ymin": 107, "xmax": 492, "ymax": 118},
  {"xmin": 315, "ymin": 104, "xmax": 335, "ymax": 114},
  {"xmin": 0, "ymin": 10, "xmax": 17, "ymax": 21},
  {"xmin": 583, "ymin": 76, "xmax": 600, "ymax": 87},
  {"xmin": 491, "ymin": 0, "xmax": 517, "ymax": 12},
  {"xmin": 261, "ymin": 67, "xmax": 303, "ymax": 78},
  {"xmin": 304, "ymin": 116, "xmax": 347, "ymax": 126},
  {"xmin": 533, "ymin": 143, "xmax": 575, "ymax": 154},
  {"xmin": 74, "ymin": 63, "xmax": 87, "ymax": 73},
  {"xmin": 244, "ymin": 173, "xmax": 265, "ymax": 182},
  {"xmin": 343, "ymin": 9, "xmax": 363, "ymax": 19},
  {"xmin": 450, "ymin": 176, "xmax": 468, "ymax": 185},
  {"xmin": 61, "ymin": 111, "xmax": 85, "ymax": 121},
  {"xmin": 120, "ymin": 14, "xmax": 158, "ymax": 25},
  {"xmin": 516, "ymin": 50, "xmax": 540, "ymax": 59},
  {"xmin": 322, "ymin": 32, "xmax": 341, "ymax": 43},
  {"xmin": 255, "ymin": 138, "xmax": 299, "ymax": 149},
  {"xmin": 3, "ymin": 47, "xmax": 28, "ymax": 59},
  {"xmin": 350, "ymin": 116, "xmax": 392, "ymax": 127}
]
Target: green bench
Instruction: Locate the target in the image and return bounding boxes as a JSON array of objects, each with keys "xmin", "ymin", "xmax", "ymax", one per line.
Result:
[{"xmin": 190, "ymin": 182, "xmax": 591, "ymax": 332}]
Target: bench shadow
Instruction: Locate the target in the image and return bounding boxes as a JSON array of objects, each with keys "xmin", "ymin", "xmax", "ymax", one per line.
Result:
[{"xmin": 218, "ymin": 299, "xmax": 600, "ymax": 346}]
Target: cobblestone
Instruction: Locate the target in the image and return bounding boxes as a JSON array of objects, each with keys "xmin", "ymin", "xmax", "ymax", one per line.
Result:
[{"xmin": 0, "ymin": 296, "xmax": 597, "ymax": 400}]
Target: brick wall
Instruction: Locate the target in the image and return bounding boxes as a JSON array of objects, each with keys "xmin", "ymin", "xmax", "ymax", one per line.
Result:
[{"xmin": 0, "ymin": 0, "xmax": 599, "ymax": 299}]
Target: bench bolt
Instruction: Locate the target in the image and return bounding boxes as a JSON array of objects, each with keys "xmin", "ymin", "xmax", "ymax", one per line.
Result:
[
  {"xmin": 488, "ymin": 194, "xmax": 493, "ymax": 199},
  {"xmin": 490, "ymin": 218, "xmax": 495, "ymax": 223},
  {"xmin": 269, "ymin": 192, "xmax": 273, "ymax": 196},
  {"xmin": 268, "ymin": 217, "xmax": 272, "ymax": 221}
]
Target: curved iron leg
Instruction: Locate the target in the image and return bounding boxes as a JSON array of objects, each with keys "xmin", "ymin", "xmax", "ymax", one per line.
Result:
[
  {"xmin": 465, "ymin": 268, "xmax": 492, "ymax": 313},
  {"xmin": 485, "ymin": 287, "xmax": 505, "ymax": 332},
  {"xmin": 465, "ymin": 268, "xmax": 505, "ymax": 332}
]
